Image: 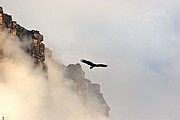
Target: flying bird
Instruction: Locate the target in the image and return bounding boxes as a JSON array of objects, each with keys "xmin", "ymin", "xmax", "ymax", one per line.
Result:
[{"xmin": 81, "ymin": 59, "xmax": 108, "ymax": 69}]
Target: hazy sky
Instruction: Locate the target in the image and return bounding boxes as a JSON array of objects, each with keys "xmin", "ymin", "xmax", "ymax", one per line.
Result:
[{"xmin": 1, "ymin": 0, "xmax": 180, "ymax": 120}]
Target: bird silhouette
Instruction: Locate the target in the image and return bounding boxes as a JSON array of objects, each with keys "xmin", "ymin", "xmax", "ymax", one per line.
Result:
[{"xmin": 81, "ymin": 59, "xmax": 108, "ymax": 69}]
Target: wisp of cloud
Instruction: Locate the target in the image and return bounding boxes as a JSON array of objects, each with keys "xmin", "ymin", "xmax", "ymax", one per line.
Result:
[{"xmin": 0, "ymin": 32, "xmax": 109, "ymax": 120}]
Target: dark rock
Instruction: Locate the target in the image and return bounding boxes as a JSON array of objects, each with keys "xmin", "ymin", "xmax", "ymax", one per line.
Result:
[{"xmin": 66, "ymin": 63, "xmax": 110, "ymax": 116}]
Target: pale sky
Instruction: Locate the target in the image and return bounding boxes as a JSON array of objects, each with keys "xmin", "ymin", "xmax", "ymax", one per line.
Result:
[{"xmin": 1, "ymin": 0, "xmax": 180, "ymax": 120}]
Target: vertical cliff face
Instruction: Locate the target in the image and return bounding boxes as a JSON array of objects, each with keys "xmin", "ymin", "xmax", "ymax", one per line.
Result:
[
  {"xmin": 0, "ymin": 7, "xmax": 110, "ymax": 118},
  {"xmin": 66, "ymin": 63, "xmax": 110, "ymax": 116},
  {"xmin": 0, "ymin": 6, "xmax": 46, "ymax": 71},
  {"xmin": 46, "ymin": 49, "xmax": 110, "ymax": 117}
]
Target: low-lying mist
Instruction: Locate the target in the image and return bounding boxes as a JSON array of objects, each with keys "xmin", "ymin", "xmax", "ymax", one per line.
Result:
[{"xmin": 0, "ymin": 33, "xmax": 109, "ymax": 120}]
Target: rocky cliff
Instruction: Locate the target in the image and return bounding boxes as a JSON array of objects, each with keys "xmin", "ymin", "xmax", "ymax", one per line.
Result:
[
  {"xmin": 66, "ymin": 63, "xmax": 110, "ymax": 116},
  {"xmin": 0, "ymin": 7, "xmax": 110, "ymax": 117}
]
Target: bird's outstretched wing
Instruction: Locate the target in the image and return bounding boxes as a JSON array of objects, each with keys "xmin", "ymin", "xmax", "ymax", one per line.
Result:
[
  {"xmin": 81, "ymin": 59, "xmax": 95, "ymax": 66},
  {"xmin": 96, "ymin": 64, "xmax": 108, "ymax": 67}
]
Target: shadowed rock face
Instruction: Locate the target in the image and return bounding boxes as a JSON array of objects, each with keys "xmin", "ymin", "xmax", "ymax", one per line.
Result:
[
  {"xmin": 1, "ymin": 7, "xmax": 110, "ymax": 117},
  {"xmin": 0, "ymin": 7, "xmax": 46, "ymax": 71},
  {"xmin": 67, "ymin": 64, "xmax": 110, "ymax": 116}
]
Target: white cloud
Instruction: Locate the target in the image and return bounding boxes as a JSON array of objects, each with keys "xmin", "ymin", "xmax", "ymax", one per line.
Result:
[{"xmin": 1, "ymin": 0, "xmax": 180, "ymax": 119}]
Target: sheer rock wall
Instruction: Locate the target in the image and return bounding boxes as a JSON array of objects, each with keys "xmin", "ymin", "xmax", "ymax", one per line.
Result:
[
  {"xmin": 0, "ymin": 7, "xmax": 110, "ymax": 117},
  {"xmin": 66, "ymin": 63, "xmax": 110, "ymax": 116}
]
